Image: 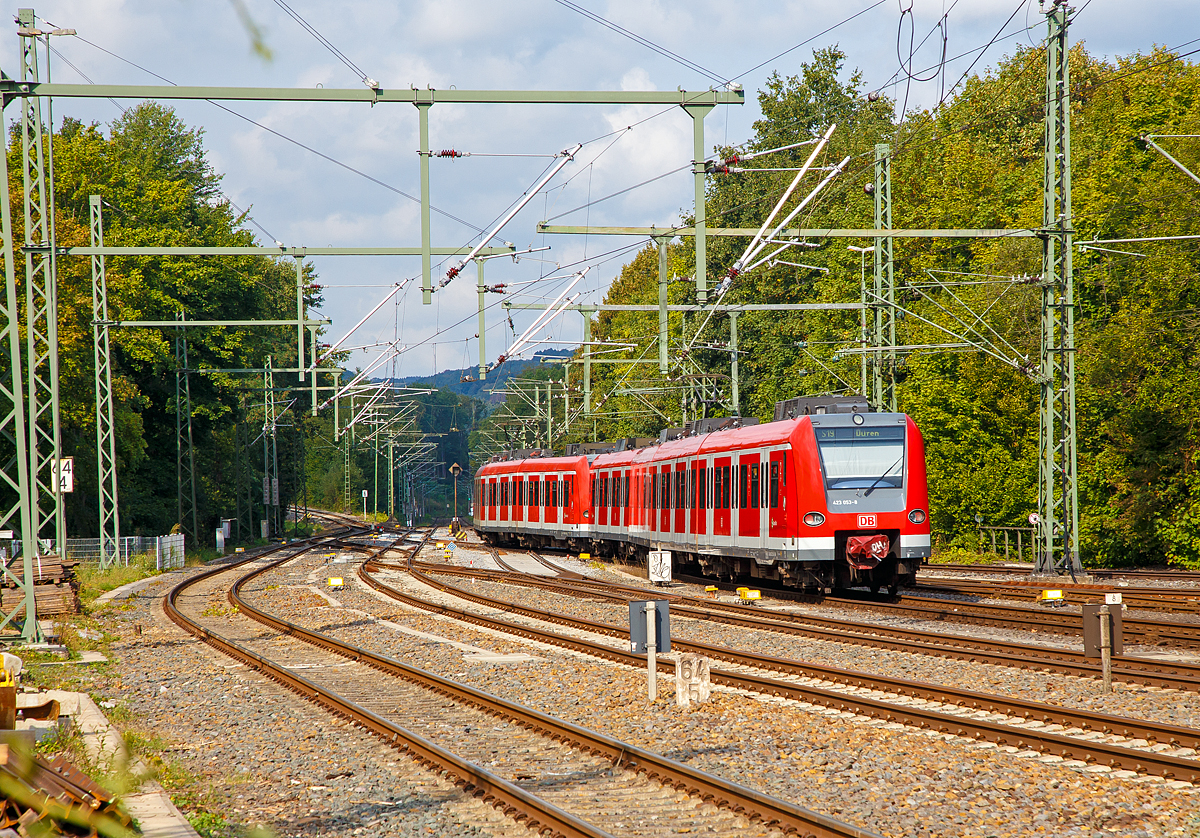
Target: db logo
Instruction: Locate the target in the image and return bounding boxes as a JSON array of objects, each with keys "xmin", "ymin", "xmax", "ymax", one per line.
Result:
[{"xmin": 858, "ymin": 514, "xmax": 877, "ymax": 529}]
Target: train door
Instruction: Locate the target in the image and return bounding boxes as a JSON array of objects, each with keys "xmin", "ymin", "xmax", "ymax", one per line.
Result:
[
  {"xmin": 657, "ymin": 465, "xmax": 668, "ymax": 533},
  {"xmin": 514, "ymin": 477, "xmax": 524, "ymax": 522},
  {"xmin": 713, "ymin": 457, "xmax": 731, "ymax": 538},
  {"xmin": 598, "ymin": 471, "xmax": 609, "ymax": 527},
  {"xmin": 673, "ymin": 461, "xmax": 685, "ymax": 535},
  {"xmin": 738, "ymin": 452, "xmax": 762, "ymax": 542},
  {"xmin": 546, "ymin": 475, "xmax": 558, "ymax": 526},
  {"xmin": 691, "ymin": 461, "xmax": 700, "ymax": 537},
  {"xmin": 769, "ymin": 450, "xmax": 789, "ymax": 540},
  {"xmin": 528, "ymin": 476, "xmax": 540, "ymax": 524},
  {"xmin": 615, "ymin": 469, "xmax": 625, "ymax": 529},
  {"xmin": 696, "ymin": 459, "xmax": 708, "ymax": 538}
]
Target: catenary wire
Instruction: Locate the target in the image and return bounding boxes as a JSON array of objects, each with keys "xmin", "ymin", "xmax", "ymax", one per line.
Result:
[
  {"xmin": 59, "ymin": 30, "xmax": 485, "ymax": 234},
  {"xmin": 270, "ymin": 0, "xmax": 372, "ymax": 84},
  {"xmin": 550, "ymin": 0, "xmax": 729, "ymax": 86}
]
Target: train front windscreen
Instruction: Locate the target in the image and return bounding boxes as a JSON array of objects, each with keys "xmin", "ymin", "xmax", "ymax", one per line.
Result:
[{"xmin": 815, "ymin": 425, "xmax": 905, "ymax": 490}]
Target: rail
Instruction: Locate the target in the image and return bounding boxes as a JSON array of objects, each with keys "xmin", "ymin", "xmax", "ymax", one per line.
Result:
[{"xmin": 367, "ymin": 557, "xmax": 1200, "ymax": 781}]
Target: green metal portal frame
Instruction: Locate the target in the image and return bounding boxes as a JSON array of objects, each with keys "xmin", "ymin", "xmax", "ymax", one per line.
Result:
[
  {"xmin": 0, "ymin": 24, "xmax": 738, "ymax": 639},
  {"xmin": 535, "ymin": 1, "xmax": 1078, "ymax": 574}
]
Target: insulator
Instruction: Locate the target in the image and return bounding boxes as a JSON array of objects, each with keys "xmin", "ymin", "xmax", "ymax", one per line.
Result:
[
  {"xmin": 437, "ymin": 149, "xmax": 463, "ymax": 158},
  {"xmin": 724, "ymin": 155, "xmax": 740, "ymax": 166},
  {"xmin": 446, "ymin": 265, "xmax": 461, "ymax": 281}
]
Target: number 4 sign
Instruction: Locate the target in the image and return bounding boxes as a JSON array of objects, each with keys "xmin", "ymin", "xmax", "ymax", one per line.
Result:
[{"xmin": 52, "ymin": 457, "xmax": 75, "ymax": 493}]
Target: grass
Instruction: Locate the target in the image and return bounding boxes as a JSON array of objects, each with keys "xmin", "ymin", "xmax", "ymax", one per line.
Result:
[
  {"xmin": 927, "ymin": 545, "xmax": 1015, "ymax": 565},
  {"xmin": 76, "ymin": 554, "xmax": 162, "ymax": 608}
]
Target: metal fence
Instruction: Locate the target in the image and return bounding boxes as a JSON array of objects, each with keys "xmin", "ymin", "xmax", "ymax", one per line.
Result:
[
  {"xmin": 977, "ymin": 526, "xmax": 1036, "ymax": 563},
  {"xmin": 60, "ymin": 534, "xmax": 186, "ymax": 570}
]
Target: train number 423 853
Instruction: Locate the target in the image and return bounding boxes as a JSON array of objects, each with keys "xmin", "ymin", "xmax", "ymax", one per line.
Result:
[{"xmin": 858, "ymin": 514, "xmax": 877, "ymax": 529}]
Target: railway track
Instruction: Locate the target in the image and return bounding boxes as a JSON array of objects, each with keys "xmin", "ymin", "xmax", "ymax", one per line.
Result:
[
  {"xmin": 362, "ymin": 555, "xmax": 1200, "ymax": 783},
  {"xmin": 837, "ymin": 590, "xmax": 1200, "ymax": 647},
  {"xmin": 423, "ymin": 547, "xmax": 1200, "ymax": 691},
  {"xmin": 911, "ymin": 576, "xmax": 1200, "ymax": 614},
  {"xmin": 164, "ymin": 527, "xmax": 875, "ymax": 838},
  {"xmin": 927, "ymin": 562, "xmax": 1200, "ymax": 584}
]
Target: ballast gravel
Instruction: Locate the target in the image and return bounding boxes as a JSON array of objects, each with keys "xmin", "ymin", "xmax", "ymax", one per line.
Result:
[
  {"xmin": 230, "ymin": 542, "xmax": 1200, "ymax": 838},
  {"xmin": 433, "ymin": 545, "xmax": 1200, "ymax": 729},
  {"xmin": 85, "ymin": 570, "xmax": 532, "ymax": 838}
]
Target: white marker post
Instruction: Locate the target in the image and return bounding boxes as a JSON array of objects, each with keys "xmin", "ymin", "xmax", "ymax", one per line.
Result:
[
  {"xmin": 1099, "ymin": 603, "xmax": 1112, "ymax": 694},
  {"xmin": 645, "ymin": 600, "xmax": 657, "ymax": 702},
  {"xmin": 1100, "ymin": 592, "xmax": 1122, "ymax": 694}
]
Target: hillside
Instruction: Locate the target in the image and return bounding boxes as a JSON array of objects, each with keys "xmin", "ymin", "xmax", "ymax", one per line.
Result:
[{"xmin": 386, "ymin": 349, "xmax": 572, "ymax": 402}]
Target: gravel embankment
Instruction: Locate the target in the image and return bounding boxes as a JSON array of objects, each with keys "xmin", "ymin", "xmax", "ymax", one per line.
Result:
[
  {"xmin": 88, "ymin": 569, "xmax": 530, "ymax": 838},
  {"xmin": 424, "ymin": 544, "xmax": 1200, "ymax": 729},
  {"xmin": 241, "ymin": 542, "xmax": 1200, "ymax": 838}
]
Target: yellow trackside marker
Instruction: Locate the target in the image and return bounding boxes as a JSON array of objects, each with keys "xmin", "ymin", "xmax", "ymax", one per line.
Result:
[
  {"xmin": 327, "ymin": 577, "xmax": 345, "ymax": 590},
  {"xmin": 234, "ymin": 547, "xmax": 245, "ymax": 553},
  {"xmin": 705, "ymin": 585, "xmax": 719, "ymax": 597},
  {"xmin": 579, "ymin": 553, "xmax": 591, "ymax": 561},
  {"xmin": 1039, "ymin": 589, "xmax": 1064, "ymax": 601},
  {"xmin": 739, "ymin": 589, "xmax": 761, "ymax": 603}
]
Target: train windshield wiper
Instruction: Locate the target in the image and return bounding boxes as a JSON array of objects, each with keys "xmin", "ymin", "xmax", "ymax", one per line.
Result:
[{"xmin": 863, "ymin": 454, "xmax": 904, "ymax": 497}]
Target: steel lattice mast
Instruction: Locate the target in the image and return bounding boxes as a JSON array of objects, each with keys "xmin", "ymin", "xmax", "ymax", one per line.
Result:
[
  {"xmin": 1035, "ymin": 0, "xmax": 1081, "ymax": 575},
  {"xmin": 90, "ymin": 197, "xmax": 120, "ymax": 568},
  {"xmin": 19, "ymin": 10, "xmax": 65, "ymax": 564}
]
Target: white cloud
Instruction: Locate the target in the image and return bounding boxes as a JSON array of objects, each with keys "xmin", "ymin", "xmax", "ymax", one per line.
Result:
[{"xmin": 0, "ymin": 0, "xmax": 1192, "ymax": 376}]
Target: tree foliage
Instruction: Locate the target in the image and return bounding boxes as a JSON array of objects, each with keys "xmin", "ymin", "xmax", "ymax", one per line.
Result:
[{"xmin": 545, "ymin": 43, "xmax": 1200, "ymax": 568}]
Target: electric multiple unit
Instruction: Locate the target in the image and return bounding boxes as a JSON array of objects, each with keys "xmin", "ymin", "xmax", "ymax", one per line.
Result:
[{"xmin": 473, "ymin": 408, "xmax": 931, "ymax": 592}]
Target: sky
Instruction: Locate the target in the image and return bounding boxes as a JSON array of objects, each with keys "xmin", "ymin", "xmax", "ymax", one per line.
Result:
[{"xmin": 2, "ymin": 0, "xmax": 1196, "ymax": 382}]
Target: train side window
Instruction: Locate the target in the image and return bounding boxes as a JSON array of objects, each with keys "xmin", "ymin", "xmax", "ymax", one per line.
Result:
[
  {"xmin": 698, "ymin": 466, "xmax": 706, "ymax": 509},
  {"xmin": 750, "ymin": 463, "xmax": 760, "ymax": 509},
  {"xmin": 565, "ymin": 477, "xmax": 572, "ymax": 507},
  {"xmin": 770, "ymin": 461, "xmax": 780, "ymax": 508},
  {"xmin": 739, "ymin": 464, "xmax": 748, "ymax": 509},
  {"xmin": 624, "ymin": 473, "xmax": 631, "ymax": 509}
]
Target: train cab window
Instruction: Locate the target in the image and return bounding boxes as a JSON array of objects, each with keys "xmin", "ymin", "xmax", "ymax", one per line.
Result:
[
  {"xmin": 816, "ymin": 425, "xmax": 905, "ymax": 490},
  {"xmin": 750, "ymin": 463, "xmax": 760, "ymax": 509},
  {"xmin": 770, "ymin": 462, "xmax": 780, "ymax": 508}
]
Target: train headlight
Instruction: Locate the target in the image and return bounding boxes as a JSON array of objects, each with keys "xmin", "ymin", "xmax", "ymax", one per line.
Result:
[
  {"xmin": 803, "ymin": 512, "xmax": 825, "ymax": 527},
  {"xmin": 908, "ymin": 509, "xmax": 927, "ymax": 524}
]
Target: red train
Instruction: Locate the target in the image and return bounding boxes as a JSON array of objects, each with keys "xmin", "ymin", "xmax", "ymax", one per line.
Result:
[{"xmin": 473, "ymin": 399, "xmax": 931, "ymax": 593}]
